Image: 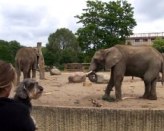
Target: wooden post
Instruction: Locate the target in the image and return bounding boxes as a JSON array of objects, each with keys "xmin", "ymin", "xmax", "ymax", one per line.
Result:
[{"xmin": 37, "ymin": 42, "xmax": 45, "ymax": 79}]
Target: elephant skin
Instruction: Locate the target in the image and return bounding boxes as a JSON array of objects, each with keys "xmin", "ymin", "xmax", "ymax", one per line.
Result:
[
  {"xmin": 15, "ymin": 47, "xmax": 39, "ymax": 84},
  {"xmin": 157, "ymin": 53, "xmax": 164, "ymax": 83},
  {"xmin": 88, "ymin": 45, "xmax": 164, "ymax": 101}
]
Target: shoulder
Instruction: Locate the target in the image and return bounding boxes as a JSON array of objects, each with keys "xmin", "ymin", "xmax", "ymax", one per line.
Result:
[
  {"xmin": 0, "ymin": 98, "xmax": 36, "ymax": 131},
  {"xmin": 0, "ymin": 97, "xmax": 29, "ymax": 114}
]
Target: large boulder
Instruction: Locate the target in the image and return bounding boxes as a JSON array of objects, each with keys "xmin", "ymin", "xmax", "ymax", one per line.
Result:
[
  {"xmin": 50, "ymin": 67, "xmax": 61, "ymax": 75},
  {"xmin": 96, "ymin": 73, "xmax": 109, "ymax": 83},
  {"xmin": 68, "ymin": 72, "xmax": 86, "ymax": 83}
]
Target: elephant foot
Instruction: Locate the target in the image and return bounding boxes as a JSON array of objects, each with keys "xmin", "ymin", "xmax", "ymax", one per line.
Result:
[
  {"xmin": 140, "ymin": 94, "xmax": 149, "ymax": 99},
  {"xmin": 115, "ymin": 97, "xmax": 122, "ymax": 102},
  {"xmin": 139, "ymin": 96, "xmax": 148, "ymax": 99},
  {"xmin": 102, "ymin": 94, "xmax": 115, "ymax": 102},
  {"xmin": 140, "ymin": 94, "xmax": 157, "ymax": 100},
  {"xmin": 148, "ymin": 95, "xmax": 157, "ymax": 100}
]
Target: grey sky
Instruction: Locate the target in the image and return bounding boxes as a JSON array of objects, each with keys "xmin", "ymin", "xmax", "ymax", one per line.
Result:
[
  {"xmin": 132, "ymin": 0, "xmax": 164, "ymax": 33},
  {"xmin": 0, "ymin": 0, "xmax": 164, "ymax": 47}
]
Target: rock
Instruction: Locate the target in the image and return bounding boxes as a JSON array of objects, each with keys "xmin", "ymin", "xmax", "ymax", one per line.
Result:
[
  {"xmin": 68, "ymin": 72, "xmax": 86, "ymax": 83},
  {"xmin": 90, "ymin": 99, "xmax": 102, "ymax": 107},
  {"xmin": 50, "ymin": 68, "xmax": 61, "ymax": 75},
  {"xmin": 96, "ymin": 73, "xmax": 109, "ymax": 83}
]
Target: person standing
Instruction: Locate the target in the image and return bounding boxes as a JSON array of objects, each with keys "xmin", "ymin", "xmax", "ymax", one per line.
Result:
[{"xmin": 0, "ymin": 60, "xmax": 36, "ymax": 131}]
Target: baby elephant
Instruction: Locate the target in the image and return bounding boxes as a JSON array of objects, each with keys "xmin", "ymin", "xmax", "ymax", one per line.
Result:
[{"xmin": 14, "ymin": 78, "xmax": 44, "ymax": 130}]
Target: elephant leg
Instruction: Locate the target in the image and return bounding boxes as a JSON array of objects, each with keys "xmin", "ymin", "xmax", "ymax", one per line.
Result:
[
  {"xmin": 16, "ymin": 70, "xmax": 21, "ymax": 84},
  {"xmin": 114, "ymin": 64, "xmax": 125, "ymax": 101},
  {"xmin": 142, "ymin": 70, "xmax": 158, "ymax": 99},
  {"xmin": 27, "ymin": 70, "xmax": 31, "ymax": 78},
  {"xmin": 32, "ymin": 58, "xmax": 37, "ymax": 78},
  {"xmin": 142, "ymin": 81, "xmax": 151, "ymax": 99},
  {"xmin": 23, "ymin": 72, "xmax": 28, "ymax": 79},
  {"xmin": 102, "ymin": 69, "xmax": 115, "ymax": 101},
  {"xmin": 114, "ymin": 75, "xmax": 123, "ymax": 101},
  {"xmin": 23, "ymin": 68, "xmax": 29, "ymax": 79},
  {"xmin": 32, "ymin": 69, "xmax": 36, "ymax": 78},
  {"xmin": 149, "ymin": 78, "xmax": 157, "ymax": 100},
  {"xmin": 105, "ymin": 68, "xmax": 114, "ymax": 94},
  {"xmin": 103, "ymin": 65, "xmax": 124, "ymax": 102}
]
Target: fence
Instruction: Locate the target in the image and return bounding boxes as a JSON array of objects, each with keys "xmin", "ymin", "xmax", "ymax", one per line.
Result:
[
  {"xmin": 32, "ymin": 106, "xmax": 164, "ymax": 131},
  {"xmin": 64, "ymin": 63, "xmax": 90, "ymax": 72}
]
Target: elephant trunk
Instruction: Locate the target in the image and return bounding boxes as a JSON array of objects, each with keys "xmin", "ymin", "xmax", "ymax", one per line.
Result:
[
  {"xmin": 85, "ymin": 70, "xmax": 93, "ymax": 77},
  {"xmin": 85, "ymin": 71, "xmax": 97, "ymax": 83}
]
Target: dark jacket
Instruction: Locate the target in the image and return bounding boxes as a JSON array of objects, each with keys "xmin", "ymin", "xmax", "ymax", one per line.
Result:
[{"xmin": 0, "ymin": 97, "xmax": 35, "ymax": 131}]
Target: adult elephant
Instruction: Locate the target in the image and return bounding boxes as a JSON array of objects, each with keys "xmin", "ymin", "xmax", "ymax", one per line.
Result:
[
  {"xmin": 87, "ymin": 45, "xmax": 164, "ymax": 101},
  {"xmin": 157, "ymin": 53, "xmax": 164, "ymax": 82},
  {"xmin": 15, "ymin": 47, "xmax": 39, "ymax": 84}
]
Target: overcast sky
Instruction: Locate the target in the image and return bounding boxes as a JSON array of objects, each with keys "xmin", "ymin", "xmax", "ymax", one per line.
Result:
[{"xmin": 0, "ymin": 0, "xmax": 164, "ymax": 47}]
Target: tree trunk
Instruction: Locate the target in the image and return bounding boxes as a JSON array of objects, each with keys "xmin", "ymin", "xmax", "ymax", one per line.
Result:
[{"xmin": 37, "ymin": 42, "xmax": 45, "ymax": 79}]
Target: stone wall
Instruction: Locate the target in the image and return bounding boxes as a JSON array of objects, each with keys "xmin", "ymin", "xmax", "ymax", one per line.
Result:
[{"xmin": 32, "ymin": 106, "xmax": 164, "ymax": 131}]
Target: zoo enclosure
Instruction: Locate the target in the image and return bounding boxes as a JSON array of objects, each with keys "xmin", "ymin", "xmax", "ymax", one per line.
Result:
[
  {"xmin": 64, "ymin": 63, "xmax": 90, "ymax": 72},
  {"xmin": 32, "ymin": 106, "xmax": 164, "ymax": 131}
]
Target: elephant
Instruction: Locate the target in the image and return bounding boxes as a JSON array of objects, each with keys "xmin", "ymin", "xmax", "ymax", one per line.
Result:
[
  {"xmin": 157, "ymin": 53, "xmax": 164, "ymax": 82},
  {"xmin": 15, "ymin": 47, "xmax": 39, "ymax": 84},
  {"xmin": 87, "ymin": 45, "xmax": 164, "ymax": 101}
]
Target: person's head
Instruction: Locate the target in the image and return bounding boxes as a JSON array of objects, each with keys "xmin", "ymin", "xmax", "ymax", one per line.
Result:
[{"xmin": 0, "ymin": 60, "xmax": 17, "ymax": 97}]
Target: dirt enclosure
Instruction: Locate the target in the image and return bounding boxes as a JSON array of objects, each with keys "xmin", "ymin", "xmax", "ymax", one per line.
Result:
[{"xmin": 11, "ymin": 72, "xmax": 164, "ymax": 109}]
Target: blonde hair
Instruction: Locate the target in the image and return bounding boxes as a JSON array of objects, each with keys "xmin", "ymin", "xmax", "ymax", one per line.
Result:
[{"xmin": 0, "ymin": 60, "xmax": 17, "ymax": 89}]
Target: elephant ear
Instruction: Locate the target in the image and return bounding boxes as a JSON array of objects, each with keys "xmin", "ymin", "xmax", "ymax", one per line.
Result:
[
  {"xmin": 88, "ymin": 49, "xmax": 105, "ymax": 71},
  {"xmin": 33, "ymin": 48, "xmax": 39, "ymax": 57},
  {"xmin": 104, "ymin": 47, "xmax": 122, "ymax": 70}
]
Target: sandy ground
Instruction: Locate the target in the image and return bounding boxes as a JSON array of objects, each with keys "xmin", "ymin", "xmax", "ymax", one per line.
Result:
[{"xmin": 11, "ymin": 71, "xmax": 164, "ymax": 109}]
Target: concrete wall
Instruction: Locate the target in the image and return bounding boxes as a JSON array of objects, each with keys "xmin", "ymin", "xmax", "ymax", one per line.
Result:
[{"xmin": 32, "ymin": 106, "xmax": 164, "ymax": 131}]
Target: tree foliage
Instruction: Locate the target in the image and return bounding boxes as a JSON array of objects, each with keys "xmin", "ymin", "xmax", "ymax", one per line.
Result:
[
  {"xmin": 45, "ymin": 28, "xmax": 81, "ymax": 68},
  {"xmin": 42, "ymin": 47, "xmax": 56, "ymax": 67},
  {"xmin": 0, "ymin": 40, "xmax": 22, "ymax": 64},
  {"xmin": 152, "ymin": 37, "xmax": 164, "ymax": 53},
  {"xmin": 0, "ymin": 40, "xmax": 11, "ymax": 62},
  {"xmin": 75, "ymin": 0, "xmax": 136, "ymax": 61}
]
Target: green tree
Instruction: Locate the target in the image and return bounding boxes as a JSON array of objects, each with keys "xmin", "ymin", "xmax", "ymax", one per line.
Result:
[
  {"xmin": 9, "ymin": 40, "xmax": 22, "ymax": 56},
  {"xmin": 0, "ymin": 40, "xmax": 13, "ymax": 63},
  {"xmin": 0, "ymin": 40, "xmax": 22, "ymax": 64},
  {"xmin": 75, "ymin": 0, "xmax": 136, "ymax": 61},
  {"xmin": 9, "ymin": 40, "xmax": 22, "ymax": 63},
  {"xmin": 152, "ymin": 37, "xmax": 164, "ymax": 53},
  {"xmin": 46, "ymin": 28, "xmax": 81, "ymax": 68},
  {"xmin": 42, "ymin": 47, "xmax": 56, "ymax": 66}
]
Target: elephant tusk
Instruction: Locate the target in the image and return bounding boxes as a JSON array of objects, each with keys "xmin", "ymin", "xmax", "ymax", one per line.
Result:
[{"xmin": 85, "ymin": 70, "xmax": 93, "ymax": 76}]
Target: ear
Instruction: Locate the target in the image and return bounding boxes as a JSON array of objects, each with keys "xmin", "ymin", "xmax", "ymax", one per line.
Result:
[
  {"xmin": 15, "ymin": 82, "xmax": 28, "ymax": 99},
  {"xmin": 89, "ymin": 49, "xmax": 105, "ymax": 71},
  {"xmin": 104, "ymin": 47, "xmax": 122, "ymax": 69},
  {"xmin": 33, "ymin": 48, "xmax": 39, "ymax": 56}
]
